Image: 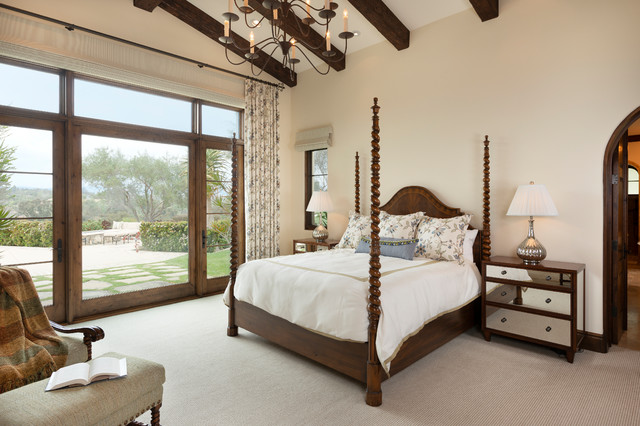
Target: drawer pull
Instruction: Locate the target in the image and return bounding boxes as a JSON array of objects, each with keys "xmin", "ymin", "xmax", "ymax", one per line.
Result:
[
  {"xmin": 545, "ymin": 298, "xmax": 552, "ymax": 304},
  {"xmin": 546, "ymin": 275, "xmax": 552, "ymax": 281},
  {"xmin": 501, "ymin": 317, "xmax": 507, "ymax": 323},
  {"xmin": 545, "ymin": 326, "xmax": 552, "ymax": 332},
  {"xmin": 501, "ymin": 291, "xmax": 507, "ymax": 296},
  {"xmin": 501, "ymin": 270, "xmax": 507, "ymax": 275}
]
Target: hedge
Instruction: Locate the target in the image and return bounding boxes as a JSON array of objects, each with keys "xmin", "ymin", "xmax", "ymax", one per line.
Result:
[
  {"xmin": 0, "ymin": 221, "xmax": 52, "ymax": 247},
  {"xmin": 139, "ymin": 221, "xmax": 189, "ymax": 252},
  {"xmin": 139, "ymin": 219, "xmax": 231, "ymax": 253},
  {"xmin": 0, "ymin": 219, "xmax": 231, "ymax": 253}
]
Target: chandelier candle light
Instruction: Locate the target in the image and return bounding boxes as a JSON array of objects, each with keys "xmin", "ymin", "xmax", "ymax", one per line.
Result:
[
  {"xmin": 220, "ymin": 0, "xmax": 354, "ymax": 77},
  {"xmin": 506, "ymin": 181, "xmax": 558, "ymax": 265},
  {"xmin": 306, "ymin": 190, "xmax": 334, "ymax": 242}
]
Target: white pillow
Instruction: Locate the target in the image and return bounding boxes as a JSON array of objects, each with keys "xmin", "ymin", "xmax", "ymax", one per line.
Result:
[
  {"xmin": 379, "ymin": 211, "xmax": 424, "ymax": 239},
  {"xmin": 414, "ymin": 214, "xmax": 471, "ymax": 265},
  {"xmin": 337, "ymin": 212, "xmax": 371, "ymax": 249},
  {"xmin": 463, "ymin": 229, "xmax": 478, "ymax": 263}
]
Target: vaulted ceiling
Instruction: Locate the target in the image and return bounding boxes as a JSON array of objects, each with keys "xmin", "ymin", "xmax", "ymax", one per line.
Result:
[{"xmin": 133, "ymin": 0, "xmax": 498, "ymax": 87}]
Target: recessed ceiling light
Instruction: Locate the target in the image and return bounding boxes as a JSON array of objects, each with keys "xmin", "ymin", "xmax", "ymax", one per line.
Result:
[
  {"xmin": 252, "ymin": 19, "xmax": 261, "ymax": 27},
  {"xmin": 353, "ymin": 30, "xmax": 360, "ymax": 37}
]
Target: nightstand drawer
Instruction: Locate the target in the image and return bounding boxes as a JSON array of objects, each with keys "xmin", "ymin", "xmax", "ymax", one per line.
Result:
[
  {"xmin": 520, "ymin": 287, "xmax": 570, "ymax": 315},
  {"xmin": 485, "ymin": 283, "xmax": 518, "ymax": 305},
  {"xmin": 486, "ymin": 265, "xmax": 533, "ymax": 281},
  {"xmin": 486, "ymin": 308, "xmax": 570, "ymax": 346},
  {"xmin": 486, "ymin": 284, "xmax": 570, "ymax": 315},
  {"xmin": 486, "ymin": 265, "xmax": 571, "ymax": 288}
]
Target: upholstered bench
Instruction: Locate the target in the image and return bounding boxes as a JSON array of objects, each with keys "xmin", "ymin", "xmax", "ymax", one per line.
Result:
[{"xmin": 0, "ymin": 352, "xmax": 165, "ymax": 426}]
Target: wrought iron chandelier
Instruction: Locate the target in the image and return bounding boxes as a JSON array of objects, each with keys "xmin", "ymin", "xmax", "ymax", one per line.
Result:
[{"xmin": 220, "ymin": 0, "xmax": 354, "ymax": 77}]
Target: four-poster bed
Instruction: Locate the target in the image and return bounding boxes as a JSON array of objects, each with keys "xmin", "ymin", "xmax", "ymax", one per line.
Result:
[{"xmin": 226, "ymin": 98, "xmax": 492, "ymax": 406}]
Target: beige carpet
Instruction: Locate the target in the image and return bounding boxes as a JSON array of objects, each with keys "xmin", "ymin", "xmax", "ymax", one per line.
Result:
[{"xmin": 82, "ymin": 295, "xmax": 640, "ymax": 426}]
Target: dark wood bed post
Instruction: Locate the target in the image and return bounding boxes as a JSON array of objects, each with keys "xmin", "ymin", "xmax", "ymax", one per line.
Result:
[
  {"xmin": 366, "ymin": 98, "xmax": 383, "ymax": 407},
  {"xmin": 355, "ymin": 151, "xmax": 360, "ymax": 214},
  {"xmin": 482, "ymin": 135, "xmax": 491, "ymax": 261},
  {"xmin": 227, "ymin": 135, "xmax": 239, "ymax": 337}
]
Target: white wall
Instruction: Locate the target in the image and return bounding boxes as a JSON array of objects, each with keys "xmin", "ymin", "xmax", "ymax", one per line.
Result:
[{"xmin": 283, "ymin": 0, "xmax": 640, "ymax": 334}]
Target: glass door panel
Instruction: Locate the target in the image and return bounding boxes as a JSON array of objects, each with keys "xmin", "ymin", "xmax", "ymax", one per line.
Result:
[
  {"xmin": 80, "ymin": 135, "xmax": 190, "ymax": 302},
  {"xmin": 205, "ymin": 148, "xmax": 232, "ymax": 280},
  {"xmin": 0, "ymin": 124, "xmax": 62, "ymax": 317}
]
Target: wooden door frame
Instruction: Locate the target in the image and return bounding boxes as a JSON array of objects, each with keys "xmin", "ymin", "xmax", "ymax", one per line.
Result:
[
  {"xmin": 69, "ymin": 121, "xmax": 198, "ymax": 320},
  {"xmin": 0, "ymin": 112, "xmax": 67, "ymax": 322},
  {"xmin": 603, "ymin": 105, "xmax": 640, "ymax": 348},
  {"xmin": 197, "ymin": 139, "xmax": 245, "ymax": 296}
]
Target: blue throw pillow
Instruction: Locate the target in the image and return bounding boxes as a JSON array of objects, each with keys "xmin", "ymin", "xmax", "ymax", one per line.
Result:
[{"xmin": 355, "ymin": 236, "xmax": 418, "ymax": 261}]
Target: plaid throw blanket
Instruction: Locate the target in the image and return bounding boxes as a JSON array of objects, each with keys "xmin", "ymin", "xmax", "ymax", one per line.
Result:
[{"xmin": 0, "ymin": 267, "xmax": 68, "ymax": 394}]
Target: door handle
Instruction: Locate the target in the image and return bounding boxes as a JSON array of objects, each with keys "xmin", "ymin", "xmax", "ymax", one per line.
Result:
[
  {"xmin": 202, "ymin": 230, "xmax": 207, "ymax": 249},
  {"xmin": 56, "ymin": 239, "xmax": 63, "ymax": 263}
]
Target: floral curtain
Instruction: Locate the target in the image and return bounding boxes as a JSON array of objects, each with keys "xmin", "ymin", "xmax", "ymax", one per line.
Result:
[{"xmin": 244, "ymin": 80, "xmax": 281, "ymax": 261}]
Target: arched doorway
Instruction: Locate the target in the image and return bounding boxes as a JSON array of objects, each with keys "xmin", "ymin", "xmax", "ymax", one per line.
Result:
[{"xmin": 603, "ymin": 105, "xmax": 640, "ymax": 348}]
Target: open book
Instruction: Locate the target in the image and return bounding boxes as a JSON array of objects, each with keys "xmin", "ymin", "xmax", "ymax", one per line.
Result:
[{"xmin": 45, "ymin": 357, "xmax": 127, "ymax": 391}]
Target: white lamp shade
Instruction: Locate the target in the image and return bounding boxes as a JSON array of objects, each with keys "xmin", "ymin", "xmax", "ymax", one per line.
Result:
[
  {"xmin": 506, "ymin": 183, "xmax": 558, "ymax": 217},
  {"xmin": 306, "ymin": 191, "xmax": 334, "ymax": 212}
]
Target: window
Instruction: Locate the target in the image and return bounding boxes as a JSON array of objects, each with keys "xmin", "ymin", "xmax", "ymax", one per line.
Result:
[
  {"xmin": 74, "ymin": 78, "xmax": 192, "ymax": 131},
  {"xmin": 305, "ymin": 149, "xmax": 328, "ymax": 230},
  {"xmin": 0, "ymin": 58, "xmax": 244, "ymax": 321},
  {"xmin": 629, "ymin": 166, "xmax": 639, "ymax": 195},
  {"xmin": 202, "ymin": 104, "xmax": 241, "ymax": 138},
  {"xmin": 0, "ymin": 62, "xmax": 59, "ymax": 113}
]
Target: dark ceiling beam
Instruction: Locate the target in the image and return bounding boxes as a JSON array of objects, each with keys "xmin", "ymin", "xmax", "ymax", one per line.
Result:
[
  {"xmin": 134, "ymin": 0, "xmax": 296, "ymax": 87},
  {"xmin": 346, "ymin": 0, "xmax": 409, "ymax": 50},
  {"xmin": 247, "ymin": 0, "xmax": 345, "ymax": 71},
  {"xmin": 469, "ymin": 0, "xmax": 499, "ymax": 22},
  {"xmin": 133, "ymin": 0, "xmax": 163, "ymax": 12}
]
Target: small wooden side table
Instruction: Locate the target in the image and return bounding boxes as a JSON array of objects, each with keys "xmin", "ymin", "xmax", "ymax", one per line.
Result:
[{"xmin": 293, "ymin": 238, "xmax": 339, "ymax": 254}]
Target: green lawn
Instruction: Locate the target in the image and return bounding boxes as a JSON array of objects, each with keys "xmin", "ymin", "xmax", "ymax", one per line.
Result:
[{"xmin": 164, "ymin": 248, "xmax": 230, "ymax": 278}]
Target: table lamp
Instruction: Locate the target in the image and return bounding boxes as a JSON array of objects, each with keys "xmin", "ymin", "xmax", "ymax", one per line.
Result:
[
  {"xmin": 506, "ymin": 181, "xmax": 558, "ymax": 264},
  {"xmin": 306, "ymin": 191, "xmax": 333, "ymax": 242}
]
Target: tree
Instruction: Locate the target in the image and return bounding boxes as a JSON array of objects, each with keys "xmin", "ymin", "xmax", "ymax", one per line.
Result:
[
  {"xmin": 82, "ymin": 147, "xmax": 188, "ymax": 222},
  {"xmin": 0, "ymin": 126, "xmax": 16, "ymax": 231},
  {"xmin": 206, "ymin": 149, "xmax": 231, "ymax": 212}
]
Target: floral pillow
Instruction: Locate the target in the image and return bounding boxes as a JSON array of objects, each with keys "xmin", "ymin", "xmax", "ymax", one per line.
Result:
[
  {"xmin": 414, "ymin": 214, "xmax": 471, "ymax": 265},
  {"xmin": 379, "ymin": 211, "xmax": 424, "ymax": 240},
  {"xmin": 337, "ymin": 212, "xmax": 371, "ymax": 249}
]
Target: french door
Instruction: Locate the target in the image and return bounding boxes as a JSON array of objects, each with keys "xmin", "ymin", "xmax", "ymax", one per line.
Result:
[
  {"xmin": 67, "ymin": 125, "xmax": 197, "ymax": 318},
  {"xmin": 0, "ymin": 115, "xmax": 66, "ymax": 322},
  {"xmin": 198, "ymin": 140, "xmax": 244, "ymax": 294}
]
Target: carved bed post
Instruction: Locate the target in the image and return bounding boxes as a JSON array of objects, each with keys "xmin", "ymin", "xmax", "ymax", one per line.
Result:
[
  {"xmin": 228, "ymin": 135, "xmax": 239, "ymax": 337},
  {"xmin": 355, "ymin": 151, "xmax": 360, "ymax": 214},
  {"xmin": 366, "ymin": 98, "xmax": 383, "ymax": 407},
  {"xmin": 482, "ymin": 135, "xmax": 491, "ymax": 261}
]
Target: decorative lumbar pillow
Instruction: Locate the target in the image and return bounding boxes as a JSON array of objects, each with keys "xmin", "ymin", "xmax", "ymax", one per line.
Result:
[
  {"xmin": 414, "ymin": 214, "xmax": 471, "ymax": 264},
  {"xmin": 355, "ymin": 236, "xmax": 419, "ymax": 261},
  {"xmin": 337, "ymin": 212, "xmax": 371, "ymax": 249},
  {"xmin": 463, "ymin": 228, "xmax": 479, "ymax": 263},
  {"xmin": 378, "ymin": 211, "xmax": 424, "ymax": 240}
]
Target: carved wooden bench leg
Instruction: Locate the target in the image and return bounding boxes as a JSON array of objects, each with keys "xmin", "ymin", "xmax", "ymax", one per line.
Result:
[{"xmin": 151, "ymin": 403, "xmax": 161, "ymax": 426}]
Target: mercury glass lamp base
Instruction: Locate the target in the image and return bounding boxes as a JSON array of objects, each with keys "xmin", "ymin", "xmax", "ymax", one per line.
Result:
[
  {"xmin": 515, "ymin": 217, "xmax": 547, "ymax": 265},
  {"xmin": 312, "ymin": 225, "xmax": 329, "ymax": 242},
  {"xmin": 516, "ymin": 237, "xmax": 547, "ymax": 265}
]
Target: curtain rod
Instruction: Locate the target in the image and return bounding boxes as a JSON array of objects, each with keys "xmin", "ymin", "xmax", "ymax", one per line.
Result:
[{"xmin": 0, "ymin": 3, "xmax": 285, "ymax": 90}]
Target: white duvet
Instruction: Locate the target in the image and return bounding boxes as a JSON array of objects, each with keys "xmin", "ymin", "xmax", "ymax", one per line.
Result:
[{"xmin": 223, "ymin": 248, "xmax": 481, "ymax": 373}]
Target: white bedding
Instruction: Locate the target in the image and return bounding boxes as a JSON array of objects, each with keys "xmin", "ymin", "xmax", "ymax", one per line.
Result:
[{"xmin": 223, "ymin": 248, "xmax": 481, "ymax": 373}]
